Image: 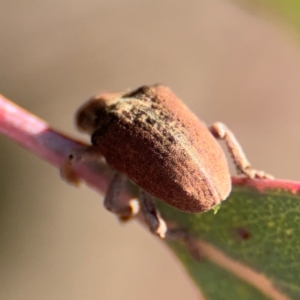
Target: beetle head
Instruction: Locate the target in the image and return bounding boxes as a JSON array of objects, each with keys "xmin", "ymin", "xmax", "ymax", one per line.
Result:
[{"xmin": 75, "ymin": 92, "xmax": 123, "ymax": 135}]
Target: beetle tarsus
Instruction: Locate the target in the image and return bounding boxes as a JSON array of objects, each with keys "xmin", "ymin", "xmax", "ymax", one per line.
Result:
[
  {"xmin": 104, "ymin": 172, "xmax": 140, "ymax": 221},
  {"xmin": 242, "ymin": 166, "xmax": 274, "ymax": 180},
  {"xmin": 69, "ymin": 146, "xmax": 104, "ymax": 163},
  {"xmin": 105, "ymin": 175, "xmax": 167, "ymax": 236},
  {"xmin": 60, "ymin": 145, "xmax": 105, "ymax": 186},
  {"xmin": 60, "ymin": 159, "xmax": 81, "ymax": 186},
  {"xmin": 140, "ymin": 190, "xmax": 167, "ymax": 238}
]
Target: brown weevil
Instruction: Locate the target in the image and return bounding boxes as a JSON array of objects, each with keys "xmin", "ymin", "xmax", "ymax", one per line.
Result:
[{"xmin": 61, "ymin": 85, "xmax": 273, "ymax": 238}]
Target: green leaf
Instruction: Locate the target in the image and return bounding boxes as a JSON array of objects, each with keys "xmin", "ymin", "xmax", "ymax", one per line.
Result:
[{"xmin": 158, "ymin": 178, "xmax": 300, "ymax": 300}]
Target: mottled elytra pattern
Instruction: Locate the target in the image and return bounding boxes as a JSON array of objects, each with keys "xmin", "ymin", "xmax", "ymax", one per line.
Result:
[{"xmin": 76, "ymin": 85, "xmax": 231, "ymax": 212}]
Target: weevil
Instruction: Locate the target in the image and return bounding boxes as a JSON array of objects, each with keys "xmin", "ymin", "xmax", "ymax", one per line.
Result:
[{"xmin": 61, "ymin": 85, "xmax": 273, "ymax": 238}]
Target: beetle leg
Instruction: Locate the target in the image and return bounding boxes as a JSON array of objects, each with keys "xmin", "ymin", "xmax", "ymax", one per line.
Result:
[
  {"xmin": 210, "ymin": 122, "xmax": 274, "ymax": 179},
  {"xmin": 104, "ymin": 171, "xmax": 140, "ymax": 222},
  {"xmin": 60, "ymin": 146, "xmax": 104, "ymax": 186},
  {"xmin": 140, "ymin": 190, "xmax": 167, "ymax": 238}
]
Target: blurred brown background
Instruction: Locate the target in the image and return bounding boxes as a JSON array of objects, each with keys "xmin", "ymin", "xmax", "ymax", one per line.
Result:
[{"xmin": 1, "ymin": 1, "xmax": 300, "ymax": 299}]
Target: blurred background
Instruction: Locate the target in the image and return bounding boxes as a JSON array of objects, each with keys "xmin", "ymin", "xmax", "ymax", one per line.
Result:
[{"xmin": 1, "ymin": 0, "xmax": 300, "ymax": 299}]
